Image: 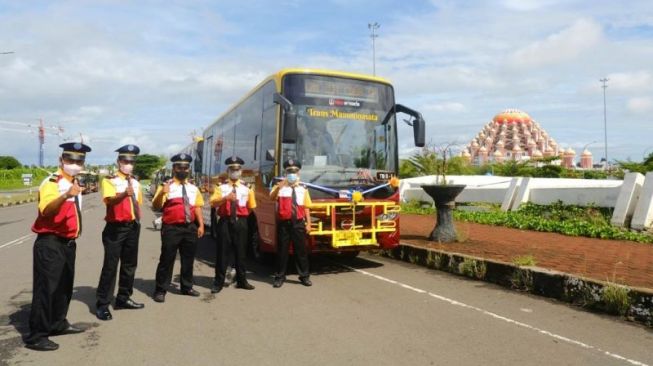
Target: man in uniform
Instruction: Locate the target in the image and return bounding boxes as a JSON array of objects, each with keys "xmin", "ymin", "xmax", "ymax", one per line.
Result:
[
  {"xmin": 270, "ymin": 159, "xmax": 312, "ymax": 288},
  {"xmin": 26, "ymin": 142, "xmax": 91, "ymax": 351},
  {"xmin": 95, "ymin": 144, "xmax": 145, "ymax": 321},
  {"xmin": 210, "ymin": 156, "xmax": 256, "ymax": 293},
  {"xmin": 152, "ymin": 153, "xmax": 205, "ymax": 303}
]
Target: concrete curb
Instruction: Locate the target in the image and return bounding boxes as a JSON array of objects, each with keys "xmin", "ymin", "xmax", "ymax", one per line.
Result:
[
  {"xmin": 378, "ymin": 243, "xmax": 653, "ymax": 328},
  {"xmin": 0, "ymin": 197, "xmax": 37, "ymax": 207}
]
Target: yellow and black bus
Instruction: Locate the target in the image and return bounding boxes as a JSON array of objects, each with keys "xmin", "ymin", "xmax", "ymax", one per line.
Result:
[{"xmin": 188, "ymin": 68, "xmax": 425, "ymax": 259}]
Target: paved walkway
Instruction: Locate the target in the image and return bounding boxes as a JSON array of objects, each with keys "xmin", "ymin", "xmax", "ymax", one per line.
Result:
[{"xmin": 400, "ymin": 213, "xmax": 653, "ymax": 290}]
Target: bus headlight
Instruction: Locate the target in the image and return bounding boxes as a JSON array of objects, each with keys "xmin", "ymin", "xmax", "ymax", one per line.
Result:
[{"xmin": 376, "ymin": 213, "xmax": 397, "ymax": 221}]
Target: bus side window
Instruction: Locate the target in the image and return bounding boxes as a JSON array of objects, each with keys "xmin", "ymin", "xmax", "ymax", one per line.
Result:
[{"xmin": 260, "ymin": 81, "xmax": 277, "ymax": 190}]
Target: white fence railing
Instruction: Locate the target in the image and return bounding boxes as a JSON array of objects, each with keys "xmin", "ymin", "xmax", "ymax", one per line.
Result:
[{"xmin": 399, "ymin": 172, "xmax": 653, "ymax": 230}]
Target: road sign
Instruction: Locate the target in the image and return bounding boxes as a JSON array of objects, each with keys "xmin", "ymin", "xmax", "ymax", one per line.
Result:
[{"xmin": 22, "ymin": 173, "xmax": 33, "ymax": 186}]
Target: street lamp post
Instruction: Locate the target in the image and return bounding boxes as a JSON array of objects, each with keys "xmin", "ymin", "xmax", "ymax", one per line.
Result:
[
  {"xmin": 582, "ymin": 141, "xmax": 598, "ymax": 152},
  {"xmin": 368, "ymin": 22, "xmax": 380, "ymax": 76},
  {"xmin": 600, "ymin": 78, "xmax": 609, "ymax": 169}
]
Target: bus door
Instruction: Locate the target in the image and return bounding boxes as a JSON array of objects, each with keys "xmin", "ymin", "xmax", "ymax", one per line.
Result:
[{"xmin": 256, "ymin": 88, "xmax": 279, "ymax": 249}]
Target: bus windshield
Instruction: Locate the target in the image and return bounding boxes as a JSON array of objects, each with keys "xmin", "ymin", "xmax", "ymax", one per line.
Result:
[{"xmin": 282, "ymin": 74, "xmax": 397, "ymax": 188}]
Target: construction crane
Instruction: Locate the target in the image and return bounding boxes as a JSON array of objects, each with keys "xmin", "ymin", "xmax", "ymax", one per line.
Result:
[{"xmin": 0, "ymin": 119, "xmax": 64, "ymax": 166}]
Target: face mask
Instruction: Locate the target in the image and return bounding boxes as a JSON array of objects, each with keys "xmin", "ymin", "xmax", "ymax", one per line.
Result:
[
  {"xmin": 174, "ymin": 171, "xmax": 188, "ymax": 180},
  {"xmin": 287, "ymin": 173, "xmax": 298, "ymax": 184},
  {"xmin": 229, "ymin": 170, "xmax": 242, "ymax": 180},
  {"xmin": 63, "ymin": 163, "xmax": 82, "ymax": 177},
  {"xmin": 119, "ymin": 163, "xmax": 134, "ymax": 175}
]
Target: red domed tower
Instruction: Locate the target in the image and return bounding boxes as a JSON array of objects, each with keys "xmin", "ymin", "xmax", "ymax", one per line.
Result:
[
  {"xmin": 464, "ymin": 109, "xmax": 561, "ymax": 165},
  {"xmin": 580, "ymin": 149, "xmax": 593, "ymax": 169}
]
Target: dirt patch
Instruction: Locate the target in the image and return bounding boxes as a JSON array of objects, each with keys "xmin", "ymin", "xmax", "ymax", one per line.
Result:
[
  {"xmin": 400, "ymin": 213, "xmax": 653, "ymax": 290},
  {"xmin": 0, "ymin": 336, "xmax": 25, "ymax": 366},
  {"xmin": 0, "ymin": 289, "xmax": 32, "ymax": 365}
]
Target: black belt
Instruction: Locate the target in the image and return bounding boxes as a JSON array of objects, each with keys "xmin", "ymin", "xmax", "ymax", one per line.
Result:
[
  {"xmin": 40, "ymin": 233, "xmax": 76, "ymax": 246},
  {"xmin": 280, "ymin": 219, "xmax": 305, "ymax": 224},
  {"xmin": 107, "ymin": 221, "xmax": 139, "ymax": 227},
  {"xmin": 163, "ymin": 222, "xmax": 197, "ymax": 227}
]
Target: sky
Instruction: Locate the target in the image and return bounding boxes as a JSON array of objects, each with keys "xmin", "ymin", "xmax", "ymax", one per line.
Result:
[{"xmin": 0, "ymin": 0, "xmax": 652, "ymax": 166}]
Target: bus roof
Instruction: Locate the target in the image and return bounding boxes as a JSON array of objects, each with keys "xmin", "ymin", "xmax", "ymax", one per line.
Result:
[
  {"xmin": 271, "ymin": 68, "xmax": 392, "ymax": 86},
  {"xmin": 201, "ymin": 68, "xmax": 393, "ymax": 134}
]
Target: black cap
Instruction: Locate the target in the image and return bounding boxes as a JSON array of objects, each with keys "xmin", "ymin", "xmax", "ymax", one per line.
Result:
[
  {"xmin": 59, "ymin": 142, "xmax": 91, "ymax": 161},
  {"xmin": 115, "ymin": 144, "xmax": 140, "ymax": 162},
  {"xmin": 283, "ymin": 159, "xmax": 301, "ymax": 171},
  {"xmin": 224, "ymin": 156, "xmax": 244, "ymax": 168},
  {"xmin": 171, "ymin": 153, "xmax": 192, "ymax": 165}
]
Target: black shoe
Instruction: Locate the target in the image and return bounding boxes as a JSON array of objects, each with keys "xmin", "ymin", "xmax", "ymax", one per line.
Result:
[
  {"xmin": 51, "ymin": 324, "xmax": 85, "ymax": 336},
  {"xmin": 153, "ymin": 292, "xmax": 166, "ymax": 303},
  {"xmin": 25, "ymin": 338, "xmax": 59, "ymax": 351},
  {"xmin": 210, "ymin": 283, "xmax": 223, "ymax": 294},
  {"xmin": 95, "ymin": 306, "xmax": 113, "ymax": 321},
  {"xmin": 115, "ymin": 298, "xmax": 145, "ymax": 310},
  {"xmin": 180, "ymin": 288, "xmax": 200, "ymax": 297},
  {"xmin": 272, "ymin": 277, "xmax": 284, "ymax": 288},
  {"xmin": 300, "ymin": 277, "xmax": 312, "ymax": 287},
  {"xmin": 236, "ymin": 282, "xmax": 255, "ymax": 290}
]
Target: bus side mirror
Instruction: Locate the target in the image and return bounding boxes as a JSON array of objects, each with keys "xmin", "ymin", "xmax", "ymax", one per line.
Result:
[
  {"xmin": 413, "ymin": 116, "xmax": 425, "ymax": 147},
  {"xmin": 273, "ymin": 92, "xmax": 298, "ymax": 144},
  {"xmin": 395, "ymin": 104, "xmax": 426, "ymax": 147}
]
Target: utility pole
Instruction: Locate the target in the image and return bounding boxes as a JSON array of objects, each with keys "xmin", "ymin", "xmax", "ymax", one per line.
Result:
[
  {"xmin": 368, "ymin": 22, "xmax": 380, "ymax": 76},
  {"xmin": 600, "ymin": 78, "xmax": 609, "ymax": 170}
]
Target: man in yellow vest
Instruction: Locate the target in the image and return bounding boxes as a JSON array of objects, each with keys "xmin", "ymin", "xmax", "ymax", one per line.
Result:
[
  {"xmin": 26, "ymin": 142, "xmax": 91, "ymax": 351},
  {"xmin": 210, "ymin": 156, "xmax": 256, "ymax": 293},
  {"xmin": 95, "ymin": 145, "xmax": 145, "ymax": 321},
  {"xmin": 269, "ymin": 159, "xmax": 312, "ymax": 288},
  {"xmin": 152, "ymin": 153, "xmax": 205, "ymax": 303}
]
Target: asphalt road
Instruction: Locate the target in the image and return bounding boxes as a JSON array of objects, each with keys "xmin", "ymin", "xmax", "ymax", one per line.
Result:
[{"xmin": 0, "ymin": 195, "xmax": 652, "ymax": 366}]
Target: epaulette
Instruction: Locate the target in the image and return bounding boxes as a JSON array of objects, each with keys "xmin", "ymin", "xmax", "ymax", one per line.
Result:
[{"xmin": 48, "ymin": 173, "xmax": 61, "ymax": 182}]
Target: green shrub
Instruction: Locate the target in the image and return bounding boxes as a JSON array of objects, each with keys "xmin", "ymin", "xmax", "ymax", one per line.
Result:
[
  {"xmin": 512, "ymin": 255, "xmax": 537, "ymax": 267},
  {"xmin": 601, "ymin": 283, "xmax": 630, "ymax": 316},
  {"xmin": 458, "ymin": 258, "xmax": 487, "ymax": 279}
]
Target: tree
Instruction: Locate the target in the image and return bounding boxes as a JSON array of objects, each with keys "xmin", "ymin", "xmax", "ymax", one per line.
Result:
[
  {"xmin": 0, "ymin": 156, "xmax": 21, "ymax": 169},
  {"xmin": 399, "ymin": 159, "xmax": 418, "ymax": 178},
  {"xmin": 133, "ymin": 154, "xmax": 164, "ymax": 179}
]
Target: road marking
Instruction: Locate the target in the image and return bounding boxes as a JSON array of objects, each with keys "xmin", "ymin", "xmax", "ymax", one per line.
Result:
[
  {"xmin": 0, "ymin": 233, "xmax": 36, "ymax": 249},
  {"xmin": 0, "ymin": 204, "xmax": 97, "ymax": 250},
  {"xmin": 343, "ymin": 264, "xmax": 649, "ymax": 366}
]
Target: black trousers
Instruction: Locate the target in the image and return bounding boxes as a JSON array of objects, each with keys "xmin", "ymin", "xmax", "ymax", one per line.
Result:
[
  {"xmin": 96, "ymin": 221, "xmax": 140, "ymax": 307},
  {"xmin": 27, "ymin": 234, "xmax": 76, "ymax": 344},
  {"xmin": 275, "ymin": 220, "xmax": 310, "ymax": 279},
  {"xmin": 154, "ymin": 223, "xmax": 197, "ymax": 293},
  {"xmin": 214, "ymin": 217, "xmax": 248, "ymax": 287}
]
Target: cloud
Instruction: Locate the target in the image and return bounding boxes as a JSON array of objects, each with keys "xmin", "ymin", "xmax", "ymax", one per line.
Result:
[
  {"xmin": 627, "ymin": 96, "xmax": 653, "ymax": 113},
  {"xmin": 501, "ymin": 0, "xmax": 563, "ymax": 11},
  {"xmin": 509, "ymin": 18, "xmax": 603, "ymax": 68},
  {"xmin": 422, "ymin": 102, "xmax": 467, "ymax": 113},
  {"xmin": 608, "ymin": 71, "xmax": 653, "ymax": 93},
  {"xmin": 1, "ymin": 1, "xmax": 653, "ymax": 164}
]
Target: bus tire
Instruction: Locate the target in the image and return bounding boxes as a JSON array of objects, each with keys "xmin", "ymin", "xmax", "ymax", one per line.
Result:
[{"xmin": 339, "ymin": 250, "xmax": 360, "ymax": 258}]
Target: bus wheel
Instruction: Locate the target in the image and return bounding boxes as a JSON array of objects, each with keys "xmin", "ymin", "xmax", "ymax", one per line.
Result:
[{"xmin": 339, "ymin": 250, "xmax": 360, "ymax": 258}]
